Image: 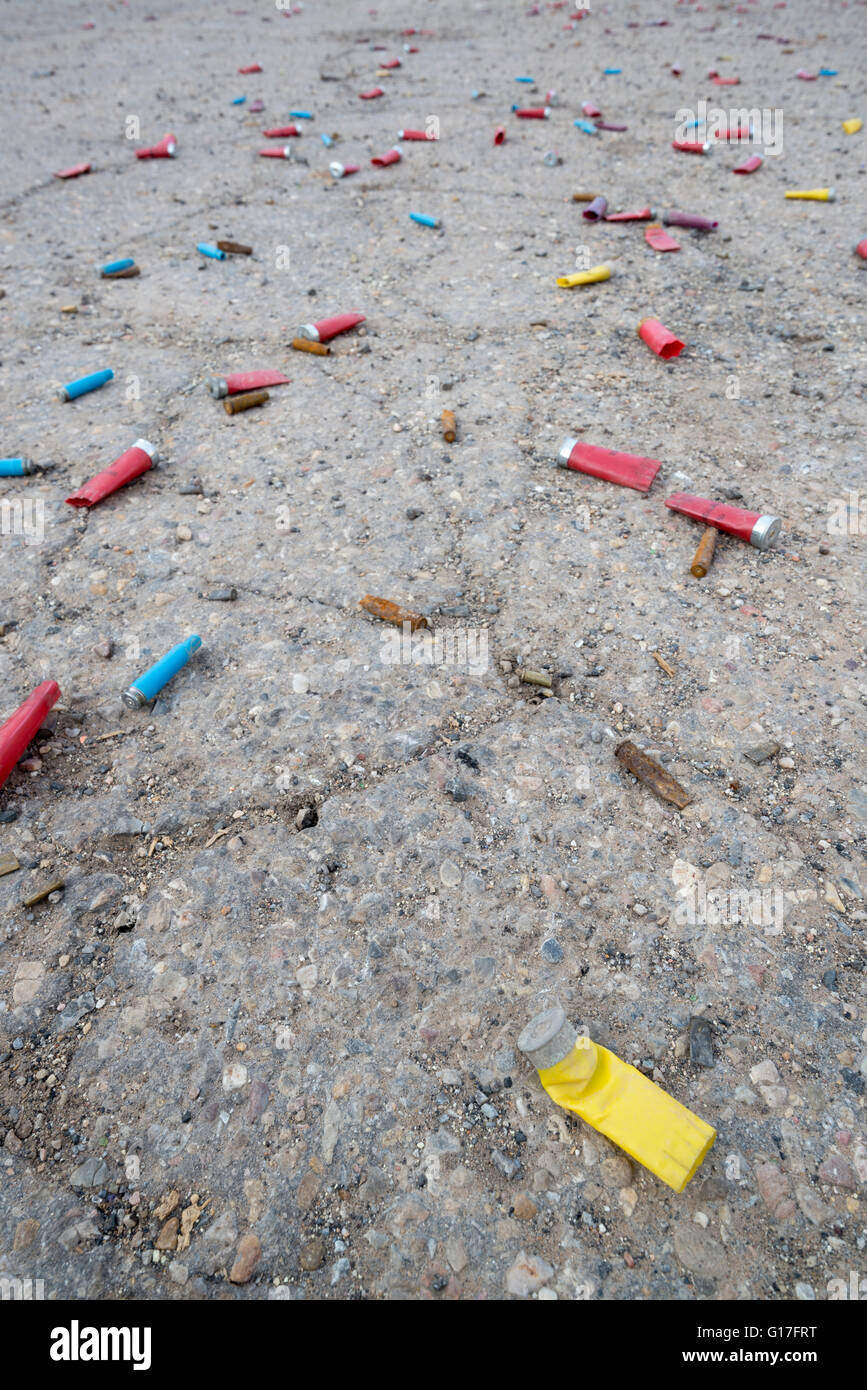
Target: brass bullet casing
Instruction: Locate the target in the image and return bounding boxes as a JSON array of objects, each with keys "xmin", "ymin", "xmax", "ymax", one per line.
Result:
[
  {"xmin": 217, "ymin": 240, "xmax": 253, "ymax": 255},
  {"xmin": 223, "ymin": 389, "xmax": 269, "ymax": 415},
  {"xmin": 441, "ymin": 409, "xmax": 456, "ymax": 442},
  {"xmin": 22, "ymin": 877, "xmax": 65, "ymax": 907},
  {"xmin": 690, "ymin": 526, "xmax": 718, "ymax": 578},
  {"xmin": 615, "ymin": 740, "xmax": 692, "ymax": 809},
  {"xmin": 519, "ymin": 668, "xmax": 553, "ymax": 688},
  {"xmin": 359, "ymin": 595, "xmax": 428, "ymax": 630},
  {"xmin": 0, "ymin": 852, "xmax": 20, "ymax": 877},
  {"xmin": 102, "ymin": 266, "xmax": 141, "ymax": 279},
  {"xmin": 291, "ymin": 337, "xmax": 331, "ymax": 355}
]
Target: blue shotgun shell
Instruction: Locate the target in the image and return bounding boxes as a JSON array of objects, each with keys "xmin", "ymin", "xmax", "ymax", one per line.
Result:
[
  {"xmin": 0, "ymin": 458, "xmax": 32, "ymax": 476},
  {"xmin": 231, "ymin": 96, "xmax": 246, "ymax": 105},
  {"xmin": 289, "ymin": 110, "xmax": 313, "ymax": 119},
  {"xmin": 122, "ymin": 635, "xmax": 203, "ymax": 709},
  {"xmin": 100, "ymin": 257, "xmax": 135, "ymax": 276},
  {"xmin": 819, "ymin": 68, "xmax": 838, "ymax": 76},
  {"xmin": 197, "ymin": 243, "xmax": 226, "ymax": 259},
  {"xmin": 320, "ymin": 132, "xmax": 334, "ymax": 146},
  {"xmin": 603, "ymin": 67, "xmax": 622, "ymax": 74},
  {"xmin": 514, "ymin": 76, "xmax": 535, "ymax": 83},
  {"xmin": 573, "ymin": 118, "xmax": 599, "ymax": 136},
  {"xmin": 57, "ymin": 368, "xmax": 114, "ymax": 402},
  {"xmin": 409, "ymin": 212, "xmax": 439, "ymax": 227}
]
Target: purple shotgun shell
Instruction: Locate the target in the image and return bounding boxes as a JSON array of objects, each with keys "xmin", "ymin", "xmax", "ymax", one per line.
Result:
[
  {"xmin": 583, "ymin": 195, "xmax": 609, "ymax": 221},
  {"xmin": 662, "ymin": 209, "xmax": 719, "ymax": 231}
]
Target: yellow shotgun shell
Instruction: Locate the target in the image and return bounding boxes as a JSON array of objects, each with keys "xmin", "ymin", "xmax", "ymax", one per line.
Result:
[
  {"xmin": 519, "ymin": 1007, "xmax": 715, "ymax": 1192},
  {"xmin": 784, "ymin": 187, "xmax": 835, "ymax": 201},
  {"xmin": 842, "ymin": 118, "xmax": 862, "ymax": 135},
  {"xmin": 556, "ymin": 263, "xmax": 613, "ymax": 288}
]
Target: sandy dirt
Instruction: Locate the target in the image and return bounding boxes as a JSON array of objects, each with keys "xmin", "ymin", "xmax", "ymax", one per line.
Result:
[{"xmin": 0, "ymin": 0, "xmax": 865, "ymax": 1301}]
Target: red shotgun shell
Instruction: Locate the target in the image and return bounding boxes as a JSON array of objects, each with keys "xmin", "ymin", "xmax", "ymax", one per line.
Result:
[
  {"xmin": 359, "ymin": 87, "xmax": 385, "ymax": 99},
  {"xmin": 557, "ymin": 438, "xmax": 662, "ymax": 493},
  {"xmin": 54, "ymin": 162, "xmax": 91, "ymax": 179},
  {"xmin": 645, "ymin": 224, "xmax": 681, "ymax": 252},
  {"xmin": 296, "ymin": 312, "xmax": 366, "ymax": 343},
  {"xmin": 136, "ymin": 134, "xmax": 177, "ymax": 159},
  {"xmin": 514, "ymin": 107, "xmax": 550, "ymax": 118},
  {"xmin": 605, "ymin": 206, "xmax": 652, "ymax": 222},
  {"xmin": 583, "ymin": 195, "xmax": 609, "ymax": 221},
  {"xmin": 207, "ymin": 371, "xmax": 290, "ymax": 398},
  {"xmin": 665, "ymin": 493, "xmax": 782, "ymax": 549},
  {"xmin": 0, "ymin": 681, "xmax": 62, "ymax": 791},
  {"xmin": 733, "ymin": 154, "xmax": 763, "ymax": 174},
  {"xmin": 856, "ymin": 240, "xmax": 867, "ymax": 260},
  {"xmin": 713, "ymin": 125, "xmax": 752, "ymax": 141},
  {"xmin": 371, "ymin": 146, "xmax": 402, "ymax": 166},
  {"xmin": 672, "ymin": 140, "xmax": 710, "ymax": 154},
  {"xmin": 638, "ymin": 318, "xmax": 685, "ymax": 359},
  {"xmin": 494, "ymin": 126, "xmax": 506, "ymax": 145},
  {"xmin": 260, "ymin": 146, "xmax": 295, "ymax": 159},
  {"xmin": 239, "ymin": 64, "xmax": 262, "ymax": 74},
  {"xmin": 263, "ymin": 126, "xmax": 301, "ymax": 138},
  {"xmin": 398, "ymin": 129, "xmax": 437, "ymax": 140},
  {"xmin": 66, "ymin": 439, "xmax": 159, "ymax": 508},
  {"xmin": 379, "ymin": 58, "xmax": 402, "ymax": 68},
  {"xmin": 329, "ymin": 161, "xmax": 361, "ymax": 177},
  {"xmin": 582, "ymin": 101, "xmax": 602, "ymax": 117}
]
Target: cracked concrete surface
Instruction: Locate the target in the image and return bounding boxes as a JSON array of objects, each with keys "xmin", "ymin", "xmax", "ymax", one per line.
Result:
[{"xmin": 0, "ymin": 0, "xmax": 865, "ymax": 1300}]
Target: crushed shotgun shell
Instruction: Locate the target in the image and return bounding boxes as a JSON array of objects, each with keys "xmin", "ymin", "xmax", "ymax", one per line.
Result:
[
  {"xmin": 638, "ymin": 317, "xmax": 685, "ymax": 359},
  {"xmin": 359, "ymin": 595, "xmax": 428, "ymax": 630},
  {"xmin": 556, "ymin": 264, "xmax": 613, "ymax": 288},
  {"xmin": 615, "ymin": 739, "xmax": 692, "ymax": 809}
]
